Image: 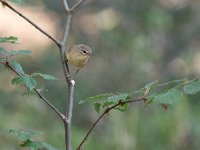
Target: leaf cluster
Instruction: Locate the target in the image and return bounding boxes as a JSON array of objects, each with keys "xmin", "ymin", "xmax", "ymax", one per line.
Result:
[
  {"xmin": 1, "ymin": 129, "xmax": 57, "ymax": 150},
  {"xmin": 81, "ymin": 78, "xmax": 200, "ymax": 113},
  {"xmin": 0, "ymin": 36, "xmax": 57, "ymax": 93}
]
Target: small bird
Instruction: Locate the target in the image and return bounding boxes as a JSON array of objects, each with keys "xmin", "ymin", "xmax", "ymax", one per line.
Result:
[{"xmin": 65, "ymin": 44, "xmax": 92, "ymax": 76}]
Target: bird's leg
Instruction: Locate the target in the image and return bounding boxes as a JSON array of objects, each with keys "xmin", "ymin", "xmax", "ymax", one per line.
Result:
[{"xmin": 73, "ymin": 69, "xmax": 80, "ymax": 78}]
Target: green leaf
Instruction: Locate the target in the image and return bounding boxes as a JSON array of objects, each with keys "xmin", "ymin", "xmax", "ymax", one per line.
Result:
[
  {"xmin": 94, "ymin": 103, "xmax": 102, "ymax": 113},
  {"xmin": 152, "ymin": 89, "xmax": 183, "ymax": 104},
  {"xmin": 6, "ymin": 129, "xmax": 42, "ymax": 141},
  {"xmin": 9, "ymin": 60, "xmax": 24, "ymax": 74},
  {"xmin": 20, "ymin": 140, "xmax": 58, "ymax": 150},
  {"xmin": 102, "ymin": 101, "xmax": 115, "ymax": 108},
  {"xmin": 79, "ymin": 93, "xmax": 113, "ymax": 104},
  {"xmin": 183, "ymin": 80, "xmax": 200, "ymax": 95},
  {"xmin": 158, "ymin": 78, "xmax": 186, "ymax": 87},
  {"xmin": 11, "ymin": 75, "xmax": 36, "ymax": 90},
  {"xmin": 86, "ymin": 93, "xmax": 128, "ymax": 113},
  {"xmin": 115, "ymin": 103, "xmax": 129, "ymax": 112},
  {"xmin": 0, "ymin": 36, "xmax": 18, "ymax": 43},
  {"xmin": 145, "ymin": 80, "xmax": 158, "ymax": 89},
  {"xmin": 31, "ymin": 73, "xmax": 57, "ymax": 80},
  {"xmin": 0, "ymin": 47, "xmax": 6, "ymax": 53},
  {"xmin": 134, "ymin": 80, "xmax": 158, "ymax": 94},
  {"xmin": 106, "ymin": 93, "xmax": 128, "ymax": 103},
  {"xmin": 23, "ymin": 76, "xmax": 37, "ymax": 90},
  {"xmin": 9, "ymin": 50, "xmax": 32, "ymax": 57},
  {"xmin": 20, "ymin": 140, "xmax": 43, "ymax": 150},
  {"xmin": 2, "ymin": 129, "xmax": 57, "ymax": 150},
  {"xmin": 81, "ymin": 93, "xmax": 128, "ymax": 104},
  {"xmin": 145, "ymin": 92, "xmax": 157, "ymax": 105},
  {"xmin": 11, "ymin": 76, "xmax": 25, "ymax": 85},
  {"xmin": 41, "ymin": 142, "xmax": 58, "ymax": 150},
  {"xmin": 0, "ymin": 47, "xmax": 7, "ymax": 60},
  {"xmin": 21, "ymin": 90, "xmax": 36, "ymax": 96}
]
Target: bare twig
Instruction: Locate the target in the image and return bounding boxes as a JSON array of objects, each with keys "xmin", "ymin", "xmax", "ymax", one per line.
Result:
[
  {"xmin": 3, "ymin": 62, "xmax": 67, "ymax": 122},
  {"xmin": 59, "ymin": 6, "xmax": 73, "ymax": 150},
  {"xmin": 70, "ymin": 0, "xmax": 87, "ymax": 13},
  {"xmin": 34, "ymin": 89, "xmax": 67, "ymax": 121},
  {"xmin": 61, "ymin": 14, "xmax": 72, "ymax": 53},
  {"xmin": 76, "ymin": 97, "xmax": 147, "ymax": 150},
  {"xmin": 65, "ymin": 79, "xmax": 75, "ymax": 150},
  {"xmin": 59, "ymin": 9, "xmax": 72, "ymax": 82},
  {"xmin": 62, "ymin": 0, "xmax": 70, "ymax": 11},
  {"xmin": 59, "ymin": 1, "xmax": 89, "ymax": 150},
  {"xmin": 0, "ymin": 0, "xmax": 60, "ymax": 46}
]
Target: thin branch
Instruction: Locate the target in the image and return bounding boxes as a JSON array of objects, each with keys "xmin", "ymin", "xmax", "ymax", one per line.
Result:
[
  {"xmin": 59, "ymin": 13, "xmax": 72, "ymax": 83},
  {"xmin": 34, "ymin": 89, "xmax": 67, "ymax": 121},
  {"xmin": 61, "ymin": 14, "xmax": 72, "ymax": 52},
  {"xmin": 4, "ymin": 62, "xmax": 67, "ymax": 122},
  {"xmin": 70, "ymin": 0, "xmax": 86, "ymax": 13},
  {"xmin": 0, "ymin": 0, "xmax": 60, "ymax": 46},
  {"xmin": 58, "ymin": 4, "xmax": 74, "ymax": 150},
  {"xmin": 62, "ymin": 0, "xmax": 70, "ymax": 11},
  {"xmin": 76, "ymin": 97, "xmax": 147, "ymax": 150},
  {"xmin": 59, "ymin": 13, "xmax": 74, "ymax": 150},
  {"xmin": 64, "ymin": 80, "xmax": 75, "ymax": 150}
]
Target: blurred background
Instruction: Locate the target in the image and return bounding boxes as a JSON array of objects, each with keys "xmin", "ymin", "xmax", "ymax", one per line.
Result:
[{"xmin": 1, "ymin": 0, "xmax": 200, "ymax": 149}]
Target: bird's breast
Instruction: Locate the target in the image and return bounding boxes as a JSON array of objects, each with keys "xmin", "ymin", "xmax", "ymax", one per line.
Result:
[{"xmin": 67, "ymin": 52, "xmax": 89, "ymax": 69}]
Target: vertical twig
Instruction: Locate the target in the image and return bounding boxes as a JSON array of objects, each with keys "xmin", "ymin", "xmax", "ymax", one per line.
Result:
[
  {"xmin": 60, "ymin": 0, "xmax": 88, "ymax": 149},
  {"xmin": 59, "ymin": 13, "xmax": 72, "ymax": 81},
  {"xmin": 60, "ymin": 1, "xmax": 73, "ymax": 150},
  {"xmin": 62, "ymin": 0, "xmax": 70, "ymax": 11},
  {"xmin": 65, "ymin": 79, "xmax": 75, "ymax": 150}
]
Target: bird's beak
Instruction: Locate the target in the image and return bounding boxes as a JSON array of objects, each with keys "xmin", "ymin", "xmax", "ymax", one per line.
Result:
[{"xmin": 87, "ymin": 52, "xmax": 92, "ymax": 56}]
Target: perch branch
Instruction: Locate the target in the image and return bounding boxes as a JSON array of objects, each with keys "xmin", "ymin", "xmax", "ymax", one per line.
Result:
[
  {"xmin": 59, "ymin": 5, "xmax": 73, "ymax": 150},
  {"xmin": 60, "ymin": 0, "xmax": 88, "ymax": 149},
  {"xmin": 59, "ymin": 14, "xmax": 74, "ymax": 148}
]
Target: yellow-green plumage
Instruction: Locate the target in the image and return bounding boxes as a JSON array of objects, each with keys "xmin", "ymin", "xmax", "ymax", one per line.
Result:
[{"xmin": 66, "ymin": 44, "xmax": 92, "ymax": 69}]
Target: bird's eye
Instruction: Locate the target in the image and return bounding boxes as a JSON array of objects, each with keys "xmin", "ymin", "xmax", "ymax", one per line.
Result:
[{"xmin": 82, "ymin": 50, "xmax": 87, "ymax": 54}]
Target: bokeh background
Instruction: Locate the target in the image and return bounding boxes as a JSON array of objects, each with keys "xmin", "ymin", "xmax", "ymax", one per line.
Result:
[{"xmin": 1, "ymin": 0, "xmax": 200, "ymax": 149}]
